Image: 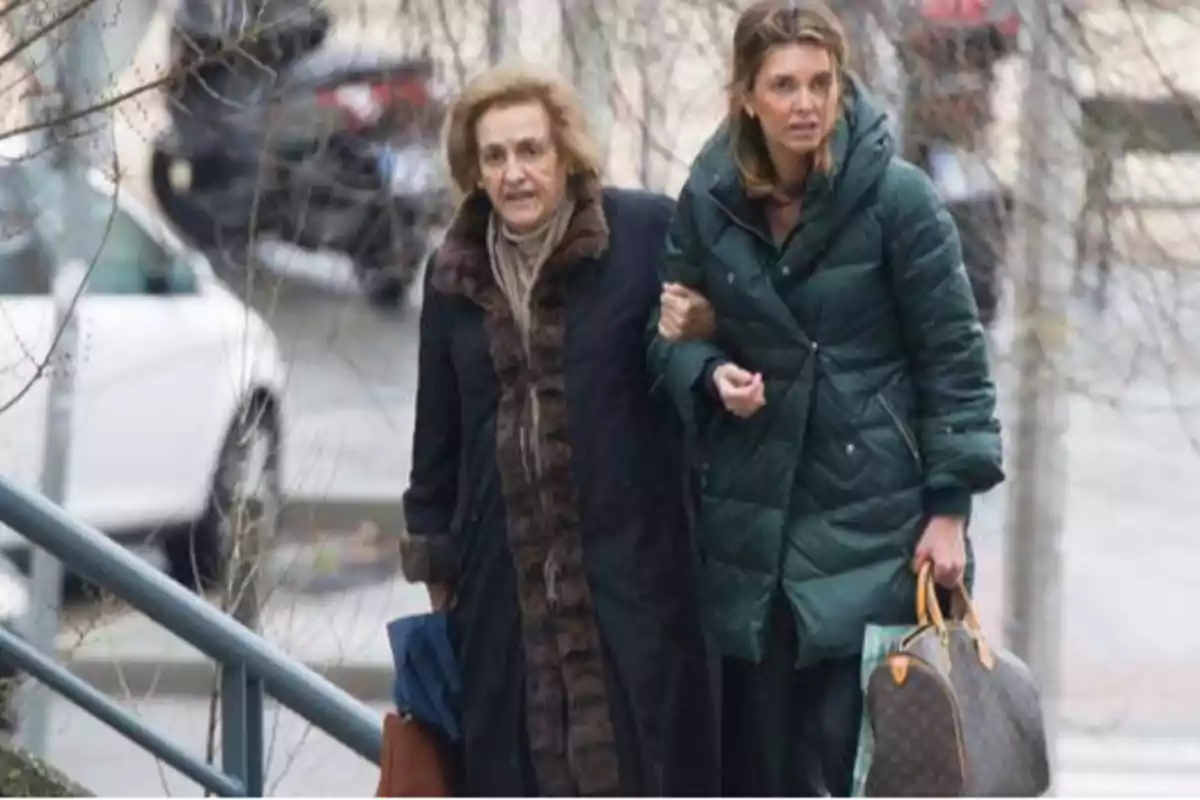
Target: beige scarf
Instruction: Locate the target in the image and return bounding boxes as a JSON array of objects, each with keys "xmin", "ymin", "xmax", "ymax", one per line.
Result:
[
  {"xmin": 486, "ymin": 199, "xmax": 576, "ymax": 502},
  {"xmin": 486, "ymin": 198, "xmax": 576, "ymax": 354}
]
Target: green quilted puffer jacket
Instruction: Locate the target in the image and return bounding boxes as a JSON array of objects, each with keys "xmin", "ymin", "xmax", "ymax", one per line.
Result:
[{"xmin": 648, "ymin": 80, "xmax": 1004, "ymax": 667}]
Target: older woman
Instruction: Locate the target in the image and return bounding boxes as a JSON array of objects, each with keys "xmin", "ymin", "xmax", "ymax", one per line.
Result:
[
  {"xmin": 651, "ymin": 0, "xmax": 1005, "ymax": 796},
  {"xmin": 399, "ymin": 62, "xmax": 718, "ymax": 796}
]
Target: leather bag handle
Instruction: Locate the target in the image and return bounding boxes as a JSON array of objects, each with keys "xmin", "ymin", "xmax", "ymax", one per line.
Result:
[
  {"xmin": 915, "ymin": 562, "xmax": 940, "ymax": 629},
  {"xmin": 915, "ymin": 562, "xmax": 996, "ymax": 668}
]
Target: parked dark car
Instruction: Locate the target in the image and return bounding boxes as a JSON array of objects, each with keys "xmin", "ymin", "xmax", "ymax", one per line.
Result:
[{"xmin": 149, "ymin": 1, "xmax": 452, "ymax": 308}]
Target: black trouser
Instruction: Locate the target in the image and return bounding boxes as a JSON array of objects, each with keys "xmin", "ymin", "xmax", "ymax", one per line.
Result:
[{"xmin": 720, "ymin": 597, "xmax": 863, "ymax": 797}]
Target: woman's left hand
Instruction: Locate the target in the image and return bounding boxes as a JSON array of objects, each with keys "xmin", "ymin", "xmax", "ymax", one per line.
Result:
[
  {"xmin": 658, "ymin": 282, "xmax": 716, "ymax": 342},
  {"xmin": 912, "ymin": 515, "xmax": 967, "ymax": 588}
]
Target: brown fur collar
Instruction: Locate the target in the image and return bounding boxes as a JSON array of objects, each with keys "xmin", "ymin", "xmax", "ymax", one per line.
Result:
[
  {"xmin": 431, "ymin": 177, "xmax": 609, "ymax": 301},
  {"xmin": 431, "ymin": 179, "xmax": 621, "ymax": 795}
]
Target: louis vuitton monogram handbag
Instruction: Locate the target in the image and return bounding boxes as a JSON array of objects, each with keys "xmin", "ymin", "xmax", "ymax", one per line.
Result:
[{"xmin": 861, "ymin": 564, "xmax": 1051, "ymax": 797}]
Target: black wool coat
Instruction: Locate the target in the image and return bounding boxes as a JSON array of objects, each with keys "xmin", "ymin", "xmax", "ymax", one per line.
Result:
[{"xmin": 400, "ymin": 180, "xmax": 718, "ymax": 797}]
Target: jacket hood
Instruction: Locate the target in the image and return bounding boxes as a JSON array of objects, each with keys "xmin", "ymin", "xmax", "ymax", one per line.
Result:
[{"xmin": 693, "ymin": 74, "xmax": 896, "ymax": 271}]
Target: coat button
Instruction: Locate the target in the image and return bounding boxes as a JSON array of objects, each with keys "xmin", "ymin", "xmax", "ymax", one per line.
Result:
[
  {"xmin": 845, "ymin": 442, "xmax": 856, "ymax": 455},
  {"xmin": 810, "ymin": 341, "xmax": 819, "ymax": 351},
  {"xmin": 782, "ymin": 266, "xmax": 791, "ymax": 276},
  {"xmin": 726, "ymin": 273, "xmax": 734, "ymax": 284}
]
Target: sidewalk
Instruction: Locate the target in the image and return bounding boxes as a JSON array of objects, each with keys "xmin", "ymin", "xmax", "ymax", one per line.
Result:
[{"xmin": 1057, "ymin": 735, "xmax": 1200, "ymax": 796}]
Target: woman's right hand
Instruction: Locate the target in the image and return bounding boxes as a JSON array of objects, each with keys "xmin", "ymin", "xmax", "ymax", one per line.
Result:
[
  {"xmin": 712, "ymin": 363, "xmax": 765, "ymax": 418},
  {"xmin": 658, "ymin": 282, "xmax": 716, "ymax": 342}
]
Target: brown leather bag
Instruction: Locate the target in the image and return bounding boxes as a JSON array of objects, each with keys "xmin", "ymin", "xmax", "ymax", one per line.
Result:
[
  {"xmin": 375, "ymin": 711, "xmax": 453, "ymax": 797},
  {"xmin": 862, "ymin": 564, "xmax": 1051, "ymax": 797}
]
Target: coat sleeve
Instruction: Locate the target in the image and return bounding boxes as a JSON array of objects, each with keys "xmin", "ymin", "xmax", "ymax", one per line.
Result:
[
  {"xmin": 885, "ymin": 163, "xmax": 1005, "ymax": 517},
  {"xmin": 399, "ymin": 259, "xmax": 461, "ymax": 585},
  {"xmin": 646, "ymin": 181, "xmax": 730, "ymax": 429}
]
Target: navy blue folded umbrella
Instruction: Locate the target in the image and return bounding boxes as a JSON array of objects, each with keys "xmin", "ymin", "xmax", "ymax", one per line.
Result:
[{"xmin": 386, "ymin": 611, "xmax": 462, "ymax": 742}]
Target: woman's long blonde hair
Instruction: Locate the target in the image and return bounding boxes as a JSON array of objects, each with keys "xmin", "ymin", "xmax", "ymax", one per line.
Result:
[
  {"xmin": 442, "ymin": 60, "xmax": 605, "ymax": 199},
  {"xmin": 726, "ymin": 0, "xmax": 850, "ymax": 196}
]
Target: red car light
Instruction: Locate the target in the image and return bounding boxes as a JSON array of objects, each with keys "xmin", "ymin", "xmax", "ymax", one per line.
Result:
[
  {"xmin": 377, "ymin": 79, "xmax": 429, "ymax": 108},
  {"xmin": 919, "ymin": 0, "xmax": 1020, "ymax": 32},
  {"xmin": 314, "ymin": 78, "xmax": 430, "ymax": 129}
]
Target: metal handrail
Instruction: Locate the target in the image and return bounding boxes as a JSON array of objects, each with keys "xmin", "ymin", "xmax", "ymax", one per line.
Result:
[
  {"xmin": 0, "ymin": 628, "xmax": 243, "ymax": 795},
  {"xmin": 0, "ymin": 477, "xmax": 383, "ymax": 795}
]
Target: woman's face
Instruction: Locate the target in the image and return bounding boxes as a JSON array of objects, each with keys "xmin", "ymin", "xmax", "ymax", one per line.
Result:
[
  {"xmin": 475, "ymin": 100, "xmax": 569, "ymax": 233},
  {"xmin": 745, "ymin": 42, "xmax": 840, "ymax": 161}
]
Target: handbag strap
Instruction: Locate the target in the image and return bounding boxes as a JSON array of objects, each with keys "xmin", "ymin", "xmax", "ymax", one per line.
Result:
[
  {"xmin": 915, "ymin": 562, "xmax": 944, "ymax": 628},
  {"xmin": 914, "ymin": 563, "xmax": 998, "ymax": 669}
]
